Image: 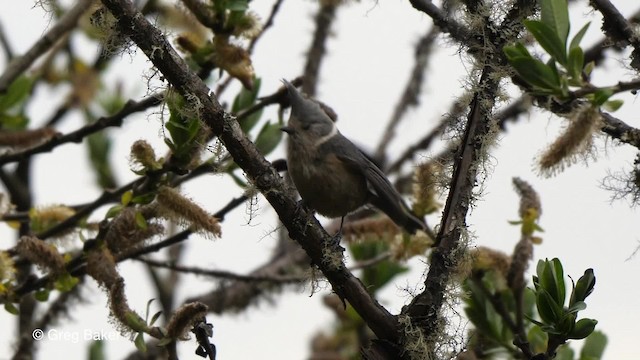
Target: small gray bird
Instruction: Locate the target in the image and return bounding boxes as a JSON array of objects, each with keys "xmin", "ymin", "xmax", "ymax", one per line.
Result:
[{"xmin": 280, "ymin": 80, "xmax": 428, "ymax": 235}]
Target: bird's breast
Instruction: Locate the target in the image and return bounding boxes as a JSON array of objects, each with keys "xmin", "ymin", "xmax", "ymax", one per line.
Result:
[{"xmin": 287, "ymin": 145, "xmax": 368, "ymax": 218}]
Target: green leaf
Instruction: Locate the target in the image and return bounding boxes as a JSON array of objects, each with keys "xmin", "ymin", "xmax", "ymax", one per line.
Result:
[
  {"xmin": 580, "ymin": 330, "xmax": 607, "ymax": 360},
  {"xmin": 228, "ymin": 171, "xmax": 247, "ymax": 187},
  {"xmin": 570, "ymin": 22, "xmax": 591, "ymax": 51},
  {"xmin": 135, "ymin": 212, "xmax": 147, "ymax": 230},
  {"xmin": 234, "ymin": 78, "xmax": 263, "ymax": 133},
  {"xmin": 540, "ymin": 0, "xmax": 570, "ymax": 48},
  {"xmin": 525, "ymin": 20, "xmax": 568, "ymax": 65},
  {"xmin": 105, "ymin": 205, "xmax": 123, "ymax": 218},
  {"xmin": 538, "ymin": 259, "xmax": 565, "ymax": 306},
  {"xmin": 363, "ymin": 259, "xmax": 409, "ymax": 292},
  {"xmin": 144, "ymin": 298, "xmax": 155, "ymax": 322},
  {"xmin": 0, "ymin": 113, "xmax": 29, "ymax": 130},
  {"xmin": 126, "ymin": 312, "xmax": 148, "ymax": 332},
  {"xmin": 88, "ymin": 340, "xmax": 105, "ymax": 360},
  {"xmin": 87, "ymin": 130, "xmax": 116, "ymax": 189},
  {"xmin": 570, "ymin": 268, "xmax": 596, "ymax": 305},
  {"xmin": 54, "ymin": 273, "xmax": 79, "ymax": 292},
  {"xmin": 4, "ymin": 302, "xmax": 19, "ymax": 315},
  {"xmin": 149, "ymin": 311, "xmax": 163, "ymax": 327},
  {"xmin": 568, "ymin": 318, "xmax": 597, "ymax": 339},
  {"xmin": 134, "ymin": 332, "xmax": 147, "ymax": 352},
  {"xmin": 567, "ymin": 301, "xmax": 587, "ymax": 314},
  {"xmin": 157, "ymin": 337, "xmax": 173, "ymax": 346},
  {"xmin": 0, "ymin": 76, "xmax": 34, "ymax": 113},
  {"xmin": 463, "ymin": 279, "xmax": 506, "ymax": 343},
  {"xmin": 592, "ymin": 89, "xmax": 614, "ymax": 106},
  {"xmin": 131, "ymin": 193, "xmax": 156, "ymax": 205},
  {"xmin": 551, "ymin": 258, "xmax": 566, "ymax": 305},
  {"xmin": 254, "ymin": 121, "xmax": 283, "ymax": 155},
  {"xmin": 602, "ymin": 99, "xmax": 623, "ymax": 112},
  {"xmin": 556, "ymin": 344, "xmax": 575, "ymax": 360},
  {"xmin": 584, "ymin": 61, "xmax": 595, "ymax": 76},
  {"xmin": 227, "ymin": 0, "xmax": 249, "ymax": 11},
  {"xmin": 503, "ymin": 43, "xmax": 532, "ymax": 60},
  {"xmin": 567, "ymin": 46, "xmax": 585, "ymax": 82},
  {"xmin": 121, "ymin": 190, "xmax": 133, "ymax": 206},
  {"xmin": 239, "ymin": 108, "xmax": 263, "ymax": 134},
  {"xmin": 35, "ymin": 289, "xmax": 50, "ymax": 302},
  {"xmin": 557, "ymin": 311, "xmax": 577, "ymax": 335},
  {"xmin": 528, "ymin": 325, "xmax": 548, "ymax": 354},
  {"xmin": 536, "ymin": 289, "xmax": 562, "ymax": 324},
  {"xmin": 232, "ymin": 77, "xmax": 261, "ymax": 114},
  {"xmin": 508, "ymin": 57, "xmax": 561, "ymax": 91}
]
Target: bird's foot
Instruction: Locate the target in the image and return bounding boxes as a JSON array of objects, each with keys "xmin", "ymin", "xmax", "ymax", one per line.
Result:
[{"xmin": 330, "ymin": 231, "xmax": 345, "ymax": 253}]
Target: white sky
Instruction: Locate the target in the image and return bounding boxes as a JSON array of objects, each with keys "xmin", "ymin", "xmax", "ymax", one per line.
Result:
[{"xmin": 1, "ymin": 0, "xmax": 639, "ymax": 359}]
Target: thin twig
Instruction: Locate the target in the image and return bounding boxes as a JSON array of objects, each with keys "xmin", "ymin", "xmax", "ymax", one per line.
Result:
[
  {"xmin": 0, "ymin": 95, "xmax": 162, "ymax": 166},
  {"xmin": 302, "ymin": 1, "xmax": 340, "ymax": 95},
  {"xmin": 403, "ymin": 0, "xmax": 536, "ymax": 342},
  {"xmin": 0, "ymin": 0, "xmax": 94, "ymax": 93},
  {"xmin": 407, "ymin": 0, "xmax": 473, "ymax": 44},
  {"xmin": 180, "ymin": 0, "xmax": 218, "ymax": 29},
  {"xmin": 590, "ymin": 0, "xmax": 640, "ymax": 70},
  {"xmin": 0, "ymin": 20, "xmax": 14, "ymax": 61},
  {"xmin": 247, "ymin": 0, "xmax": 284, "ymax": 54},
  {"xmin": 375, "ymin": 27, "xmax": 440, "ymax": 163},
  {"xmin": 138, "ymin": 257, "xmax": 308, "ymax": 283}
]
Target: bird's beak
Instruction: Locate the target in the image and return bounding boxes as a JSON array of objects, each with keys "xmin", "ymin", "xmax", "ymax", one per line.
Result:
[{"xmin": 280, "ymin": 126, "xmax": 293, "ymax": 134}]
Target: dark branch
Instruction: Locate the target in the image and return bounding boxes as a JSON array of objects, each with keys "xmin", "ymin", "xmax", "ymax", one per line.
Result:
[
  {"xmin": 376, "ymin": 26, "xmax": 440, "ymax": 163},
  {"xmin": 590, "ymin": 0, "xmax": 640, "ymax": 70},
  {"xmin": 98, "ymin": 0, "xmax": 399, "ymax": 344},
  {"xmin": 407, "ymin": 0, "xmax": 473, "ymax": 44},
  {"xmin": 0, "ymin": 95, "xmax": 162, "ymax": 166},
  {"xmin": 302, "ymin": 1, "xmax": 339, "ymax": 95},
  {"xmin": 0, "ymin": 0, "xmax": 94, "ymax": 93}
]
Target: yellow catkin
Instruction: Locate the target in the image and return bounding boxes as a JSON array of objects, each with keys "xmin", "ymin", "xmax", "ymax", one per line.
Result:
[
  {"xmin": 507, "ymin": 236, "xmax": 534, "ymax": 291},
  {"xmin": 165, "ymin": 302, "xmax": 208, "ymax": 340},
  {"xmin": 0, "ymin": 128, "xmax": 58, "ymax": 148},
  {"xmin": 104, "ymin": 206, "xmax": 164, "ymax": 255},
  {"xmin": 512, "ymin": 177, "xmax": 541, "ymax": 218},
  {"xmin": 538, "ymin": 106, "xmax": 601, "ymax": 176},
  {"xmin": 213, "ymin": 37, "xmax": 255, "ymax": 89},
  {"xmin": 86, "ymin": 247, "xmax": 120, "ymax": 289},
  {"xmin": 468, "ymin": 246, "xmax": 511, "ymax": 277},
  {"xmin": 412, "ymin": 162, "xmax": 442, "ymax": 217},
  {"xmin": 16, "ymin": 236, "xmax": 65, "ymax": 275},
  {"xmin": 156, "ymin": 186, "xmax": 221, "ymax": 237}
]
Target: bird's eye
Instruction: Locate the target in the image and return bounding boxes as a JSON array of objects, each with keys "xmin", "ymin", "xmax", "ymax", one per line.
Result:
[{"xmin": 301, "ymin": 123, "xmax": 310, "ymax": 130}]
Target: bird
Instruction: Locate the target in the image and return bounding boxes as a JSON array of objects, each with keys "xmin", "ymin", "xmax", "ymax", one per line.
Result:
[{"xmin": 280, "ymin": 80, "xmax": 430, "ymax": 236}]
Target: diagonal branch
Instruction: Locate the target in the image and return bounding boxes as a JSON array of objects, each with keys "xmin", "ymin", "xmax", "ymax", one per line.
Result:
[
  {"xmin": 408, "ymin": 0, "xmax": 473, "ymax": 44},
  {"xmin": 99, "ymin": 0, "xmax": 399, "ymax": 344},
  {"xmin": 403, "ymin": 65, "xmax": 501, "ymax": 337},
  {"xmin": 590, "ymin": 0, "xmax": 640, "ymax": 70},
  {"xmin": 302, "ymin": 1, "xmax": 340, "ymax": 95},
  {"xmin": 402, "ymin": 0, "xmax": 536, "ymax": 347},
  {"xmin": 0, "ymin": 0, "xmax": 94, "ymax": 93},
  {"xmin": 0, "ymin": 95, "xmax": 162, "ymax": 166},
  {"xmin": 376, "ymin": 26, "xmax": 440, "ymax": 163}
]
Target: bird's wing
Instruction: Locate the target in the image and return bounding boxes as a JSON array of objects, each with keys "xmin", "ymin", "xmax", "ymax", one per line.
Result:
[{"xmin": 328, "ymin": 135, "xmax": 425, "ymax": 233}]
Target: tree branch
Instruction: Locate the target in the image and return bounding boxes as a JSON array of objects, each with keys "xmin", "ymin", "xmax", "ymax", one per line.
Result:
[
  {"xmin": 375, "ymin": 26, "xmax": 440, "ymax": 163},
  {"xmin": 0, "ymin": 0, "xmax": 94, "ymax": 93},
  {"xmin": 407, "ymin": 0, "xmax": 473, "ymax": 44},
  {"xmin": 0, "ymin": 95, "xmax": 162, "ymax": 166},
  {"xmin": 302, "ymin": 1, "xmax": 340, "ymax": 95},
  {"xmin": 590, "ymin": 0, "xmax": 640, "ymax": 70}
]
